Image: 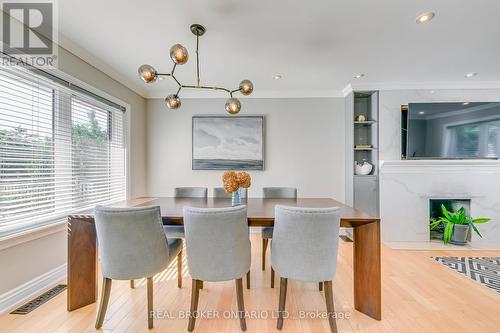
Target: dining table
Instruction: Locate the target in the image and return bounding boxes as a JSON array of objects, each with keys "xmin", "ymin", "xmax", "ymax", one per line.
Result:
[{"xmin": 66, "ymin": 197, "xmax": 381, "ymax": 320}]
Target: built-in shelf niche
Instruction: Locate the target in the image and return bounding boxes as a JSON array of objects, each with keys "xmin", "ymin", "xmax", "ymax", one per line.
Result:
[
  {"xmin": 353, "ymin": 92, "xmax": 378, "ymax": 176},
  {"xmin": 344, "ymin": 91, "xmax": 380, "ymax": 219}
]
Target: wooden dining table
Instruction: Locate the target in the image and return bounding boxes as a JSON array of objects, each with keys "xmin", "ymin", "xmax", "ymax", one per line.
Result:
[{"xmin": 67, "ymin": 197, "xmax": 381, "ymax": 320}]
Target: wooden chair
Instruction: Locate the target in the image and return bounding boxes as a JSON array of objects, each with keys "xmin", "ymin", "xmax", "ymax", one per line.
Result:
[
  {"xmin": 94, "ymin": 205, "xmax": 183, "ymax": 329},
  {"xmin": 183, "ymin": 205, "xmax": 251, "ymax": 331},
  {"xmin": 271, "ymin": 205, "xmax": 341, "ymax": 332}
]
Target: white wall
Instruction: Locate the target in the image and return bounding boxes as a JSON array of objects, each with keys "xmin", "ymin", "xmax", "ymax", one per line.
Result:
[
  {"xmin": 146, "ymin": 98, "xmax": 345, "ymax": 200},
  {"xmin": 0, "ymin": 46, "xmax": 147, "ymax": 310},
  {"xmin": 378, "ymin": 89, "xmax": 500, "ymax": 243}
]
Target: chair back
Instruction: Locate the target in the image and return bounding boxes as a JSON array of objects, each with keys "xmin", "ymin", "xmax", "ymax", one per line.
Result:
[
  {"xmin": 174, "ymin": 187, "xmax": 208, "ymax": 198},
  {"xmin": 262, "ymin": 187, "xmax": 297, "ymax": 199},
  {"xmin": 213, "ymin": 187, "xmax": 248, "ymax": 198},
  {"xmin": 271, "ymin": 205, "xmax": 340, "ymax": 282},
  {"xmin": 94, "ymin": 205, "xmax": 170, "ymax": 280},
  {"xmin": 183, "ymin": 206, "xmax": 250, "ymax": 281}
]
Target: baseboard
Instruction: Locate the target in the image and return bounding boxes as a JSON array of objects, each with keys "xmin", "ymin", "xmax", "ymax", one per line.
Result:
[{"xmin": 0, "ymin": 263, "xmax": 67, "ymax": 315}]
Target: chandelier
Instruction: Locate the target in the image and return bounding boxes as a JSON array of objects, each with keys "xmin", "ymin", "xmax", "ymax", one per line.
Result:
[{"xmin": 137, "ymin": 24, "xmax": 254, "ymax": 114}]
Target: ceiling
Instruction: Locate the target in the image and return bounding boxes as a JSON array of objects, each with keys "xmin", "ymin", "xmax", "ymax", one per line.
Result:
[{"xmin": 57, "ymin": 0, "xmax": 500, "ymax": 99}]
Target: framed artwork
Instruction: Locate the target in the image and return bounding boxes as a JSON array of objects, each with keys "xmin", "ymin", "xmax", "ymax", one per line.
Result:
[{"xmin": 192, "ymin": 115, "xmax": 264, "ymax": 170}]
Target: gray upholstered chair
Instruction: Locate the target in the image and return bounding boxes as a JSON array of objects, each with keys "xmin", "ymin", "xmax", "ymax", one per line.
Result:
[
  {"xmin": 163, "ymin": 187, "xmax": 208, "ymax": 239},
  {"xmin": 261, "ymin": 187, "xmax": 297, "ymax": 287},
  {"xmin": 213, "ymin": 187, "xmax": 248, "ymax": 198},
  {"xmin": 271, "ymin": 205, "xmax": 341, "ymax": 332},
  {"xmin": 94, "ymin": 205, "xmax": 183, "ymax": 329},
  {"xmin": 174, "ymin": 187, "xmax": 208, "ymax": 198},
  {"xmin": 183, "ymin": 206, "xmax": 251, "ymax": 332}
]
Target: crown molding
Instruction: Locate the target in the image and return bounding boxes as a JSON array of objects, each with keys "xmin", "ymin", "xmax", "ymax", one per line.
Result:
[{"xmin": 343, "ymin": 81, "xmax": 500, "ymax": 96}]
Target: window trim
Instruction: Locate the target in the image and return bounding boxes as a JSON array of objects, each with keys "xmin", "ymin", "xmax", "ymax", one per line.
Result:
[{"xmin": 0, "ymin": 66, "xmax": 131, "ymax": 249}]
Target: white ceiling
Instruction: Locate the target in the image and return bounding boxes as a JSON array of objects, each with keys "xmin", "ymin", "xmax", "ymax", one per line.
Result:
[{"xmin": 57, "ymin": 0, "xmax": 500, "ymax": 99}]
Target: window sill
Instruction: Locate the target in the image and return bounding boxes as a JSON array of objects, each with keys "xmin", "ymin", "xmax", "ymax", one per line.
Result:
[{"xmin": 0, "ymin": 222, "xmax": 67, "ymax": 251}]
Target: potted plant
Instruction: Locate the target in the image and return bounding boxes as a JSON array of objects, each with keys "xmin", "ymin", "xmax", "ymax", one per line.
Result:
[{"xmin": 429, "ymin": 204, "xmax": 490, "ymax": 245}]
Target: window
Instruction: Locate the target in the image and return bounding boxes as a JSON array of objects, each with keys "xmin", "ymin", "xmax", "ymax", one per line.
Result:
[
  {"xmin": 0, "ymin": 66, "xmax": 127, "ymax": 238},
  {"xmin": 447, "ymin": 119, "xmax": 500, "ymax": 158}
]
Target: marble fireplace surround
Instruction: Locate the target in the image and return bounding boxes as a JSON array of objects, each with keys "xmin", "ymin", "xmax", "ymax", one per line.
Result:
[{"xmin": 380, "ymin": 160, "xmax": 500, "ymax": 244}]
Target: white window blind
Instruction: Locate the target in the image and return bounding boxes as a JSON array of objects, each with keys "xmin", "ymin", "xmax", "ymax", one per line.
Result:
[
  {"xmin": 447, "ymin": 119, "xmax": 500, "ymax": 158},
  {"xmin": 0, "ymin": 65, "xmax": 127, "ymax": 238}
]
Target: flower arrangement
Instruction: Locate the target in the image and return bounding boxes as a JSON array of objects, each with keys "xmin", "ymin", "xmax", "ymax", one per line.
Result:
[{"xmin": 222, "ymin": 171, "xmax": 251, "ymax": 193}]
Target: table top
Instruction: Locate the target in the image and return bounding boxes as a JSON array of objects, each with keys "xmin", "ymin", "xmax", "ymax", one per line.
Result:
[{"xmin": 70, "ymin": 197, "xmax": 379, "ymax": 227}]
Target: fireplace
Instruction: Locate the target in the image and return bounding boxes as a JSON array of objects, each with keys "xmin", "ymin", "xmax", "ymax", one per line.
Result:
[{"xmin": 429, "ymin": 199, "xmax": 471, "ymax": 241}]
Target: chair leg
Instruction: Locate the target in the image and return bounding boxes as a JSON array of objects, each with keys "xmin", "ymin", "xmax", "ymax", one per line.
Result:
[
  {"xmin": 130, "ymin": 280, "xmax": 135, "ymax": 289},
  {"xmin": 319, "ymin": 282, "xmax": 323, "ymax": 291},
  {"xmin": 277, "ymin": 277, "xmax": 288, "ymax": 330},
  {"xmin": 262, "ymin": 238, "xmax": 268, "ymax": 270},
  {"xmin": 147, "ymin": 277, "xmax": 154, "ymax": 329},
  {"xmin": 188, "ymin": 279, "xmax": 201, "ymax": 332},
  {"xmin": 235, "ymin": 278, "xmax": 247, "ymax": 331},
  {"xmin": 271, "ymin": 267, "xmax": 275, "ymax": 288},
  {"xmin": 177, "ymin": 250, "xmax": 183, "ymax": 288},
  {"xmin": 95, "ymin": 277, "xmax": 112, "ymax": 329},
  {"xmin": 246, "ymin": 271, "xmax": 250, "ymax": 289},
  {"xmin": 324, "ymin": 281, "xmax": 338, "ymax": 333}
]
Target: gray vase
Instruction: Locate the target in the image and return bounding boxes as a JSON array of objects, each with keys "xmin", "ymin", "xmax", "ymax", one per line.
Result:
[{"xmin": 449, "ymin": 224, "xmax": 470, "ymax": 245}]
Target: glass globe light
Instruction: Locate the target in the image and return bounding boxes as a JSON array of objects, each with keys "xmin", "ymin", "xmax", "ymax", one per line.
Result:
[
  {"xmin": 165, "ymin": 94, "xmax": 181, "ymax": 109},
  {"xmin": 170, "ymin": 44, "xmax": 189, "ymax": 65},
  {"xmin": 239, "ymin": 80, "xmax": 253, "ymax": 95},
  {"xmin": 225, "ymin": 98, "xmax": 241, "ymax": 114},
  {"xmin": 138, "ymin": 64, "xmax": 157, "ymax": 83}
]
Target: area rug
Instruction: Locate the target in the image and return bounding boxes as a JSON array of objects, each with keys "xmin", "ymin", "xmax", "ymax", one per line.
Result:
[{"xmin": 433, "ymin": 257, "xmax": 500, "ymax": 294}]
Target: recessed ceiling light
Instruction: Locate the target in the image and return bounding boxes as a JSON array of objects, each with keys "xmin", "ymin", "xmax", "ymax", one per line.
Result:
[
  {"xmin": 464, "ymin": 72, "xmax": 478, "ymax": 78},
  {"xmin": 416, "ymin": 12, "xmax": 435, "ymax": 24},
  {"xmin": 419, "ymin": 111, "xmax": 425, "ymax": 115},
  {"xmin": 272, "ymin": 74, "xmax": 282, "ymax": 80},
  {"xmin": 353, "ymin": 73, "xmax": 365, "ymax": 79},
  {"xmin": 463, "ymin": 102, "xmax": 470, "ymax": 105},
  {"xmin": 430, "ymin": 90, "xmax": 435, "ymax": 94}
]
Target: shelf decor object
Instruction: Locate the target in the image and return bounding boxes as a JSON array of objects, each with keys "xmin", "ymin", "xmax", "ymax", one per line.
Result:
[
  {"xmin": 355, "ymin": 161, "xmax": 373, "ymax": 175},
  {"xmin": 222, "ymin": 171, "xmax": 252, "ymax": 206},
  {"xmin": 137, "ymin": 24, "xmax": 253, "ymax": 114}
]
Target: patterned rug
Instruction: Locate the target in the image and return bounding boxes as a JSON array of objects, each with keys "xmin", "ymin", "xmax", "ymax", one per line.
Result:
[{"xmin": 433, "ymin": 257, "xmax": 500, "ymax": 294}]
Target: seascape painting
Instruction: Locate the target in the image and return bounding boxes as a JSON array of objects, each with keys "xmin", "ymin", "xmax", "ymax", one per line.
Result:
[{"xmin": 192, "ymin": 116, "xmax": 264, "ymax": 170}]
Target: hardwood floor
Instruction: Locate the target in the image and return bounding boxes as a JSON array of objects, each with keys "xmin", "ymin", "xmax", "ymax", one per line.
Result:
[{"xmin": 1, "ymin": 234, "xmax": 499, "ymax": 332}]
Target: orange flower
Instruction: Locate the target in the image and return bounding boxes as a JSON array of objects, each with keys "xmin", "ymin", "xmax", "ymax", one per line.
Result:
[
  {"xmin": 222, "ymin": 171, "xmax": 239, "ymax": 193},
  {"xmin": 237, "ymin": 172, "xmax": 251, "ymax": 188}
]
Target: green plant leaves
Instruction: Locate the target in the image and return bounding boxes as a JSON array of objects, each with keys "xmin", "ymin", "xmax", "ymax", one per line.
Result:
[
  {"xmin": 441, "ymin": 204, "xmax": 452, "ymax": 221},
  {"xmin": 443, "ymin": 222, "xmax": 454, "ymax": 244},
  {"xmin": 469, "ymin": 222, "xmax": 483, "ymax": 238},
  {"xmin": 435, "ymin": 204, "xmax": 490, "ymax": 244},
  {"xmin": 472, "ymin": 218, "xmax": 491, "ymax": 224}
]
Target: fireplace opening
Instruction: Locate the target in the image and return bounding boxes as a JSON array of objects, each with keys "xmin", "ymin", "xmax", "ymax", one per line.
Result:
[{"xmin": 429, "ymin": 199, "xmax": 471, "ymax": 241}]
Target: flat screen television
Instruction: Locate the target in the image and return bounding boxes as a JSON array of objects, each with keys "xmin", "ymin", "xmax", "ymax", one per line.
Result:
[{"xmin": 402, "ymin": 102, "xmax": 500, "ymax": 159}]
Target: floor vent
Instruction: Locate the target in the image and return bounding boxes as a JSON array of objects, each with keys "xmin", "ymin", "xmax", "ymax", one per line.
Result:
[
  {"xmin": 339, "ymin": 235, "xmax": 353, "ymax": 243},
  {"xmin": 10, "ymin": 284, "xmax": 67, "ymax": 315}
]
